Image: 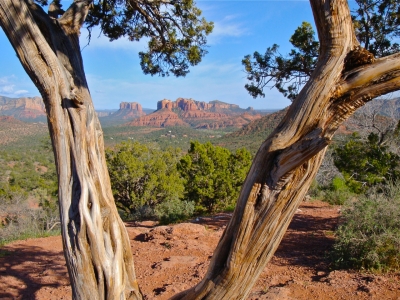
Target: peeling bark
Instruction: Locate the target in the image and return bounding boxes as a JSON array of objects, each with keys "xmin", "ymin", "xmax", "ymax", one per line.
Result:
[
  {"xmin": 172, "ymin": 0, "xmax": 400, "ymax": 299},
  {"xmin": 0, "ymin": 1, "xmax": 141, "ymax": 299}
]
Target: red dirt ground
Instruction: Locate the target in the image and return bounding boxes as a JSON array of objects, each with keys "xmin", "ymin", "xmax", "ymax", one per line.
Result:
[{"xmin": 0, "ymin": 200, "xmax": 399, "ymax": 299}]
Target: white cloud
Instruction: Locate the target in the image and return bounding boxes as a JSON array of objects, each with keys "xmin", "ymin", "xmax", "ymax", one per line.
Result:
[
  {"xmin": 14, "ymin": 89, "xmax": 29, "ymax": 95},
  {"xmin": 1, "ymin": 84, "xmax": 15, "ymax": 93},
  {"xmin": 208, "ymin": 15, "xmax": 247, "ymax": 44},
  {"xmin": 0, "ymin": 75, "xmax": 36, "ymax": 97}
]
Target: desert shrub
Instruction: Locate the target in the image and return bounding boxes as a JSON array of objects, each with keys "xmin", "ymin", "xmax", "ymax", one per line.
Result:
[
  {"xmin": 178, "ymin": 141, "xmax": 252, "ymax": 213},
  {"xmin": 334, "ymin": 132, "xmax": 400, "ymax": 193},
  {"xmin": 0, "ymin": 139, "xmax": 60, "ymax": 245},
  {"xmin": 330, "ymin": 183, "xmax": 400, "ymax": 272},
  {"xmin": 155, "ymin": 199, "xmax": 195, "ymax": 224},
  {"xmin": 307, "ymin": 180, "xmax": 326, "ymax": 200},
  {"xmin": 323, "ymin": 176, "xmax": 355, "ymax": 205},
  {"xmin": 0, "ymin": 191, "xmax": 60, "ymax": 245},
  {"xmin": 106, "ymin": 141, "xmax": 185, "ymax": 219}
]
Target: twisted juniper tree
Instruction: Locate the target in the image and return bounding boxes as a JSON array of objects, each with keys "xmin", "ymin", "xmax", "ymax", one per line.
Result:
[
  {"xmin": 1, "ymin": 0, "xmax": 400, "ymax": 299},
  {"xmin": 172, "ymin": 0, "xmax": 400, "ymax": 298}
]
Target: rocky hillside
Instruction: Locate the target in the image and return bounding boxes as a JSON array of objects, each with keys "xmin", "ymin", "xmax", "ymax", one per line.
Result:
[
  {"xmin": 0, "ymin": 115, "xmax": 48, "ymax": 146},
  {"xmin": 0, "ymin": 96, "xmax": 153, "ymax": 126},
  {"xmin": 215, "ymin": 109, "xmax": 287, "ymax": 153},
  {"xmin": 127, "ymin": 98, "xmax": 261, "ymax": 128},
  {"xmin": 216, "ymin": 98, "xmax": 400, "ymax": 154},
  {"xmin": 0, "ymin": 96, "xmax": 46, "ymax": 122}
]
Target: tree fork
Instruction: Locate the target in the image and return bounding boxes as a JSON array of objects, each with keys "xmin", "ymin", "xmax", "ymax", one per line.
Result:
[
  {"xmin": 172, "ymin": 0, "xmax": 400, "ymax": 298},
  {"xmin": 0, "ymin": 1, "xmax": 142, "ymax": 299}
]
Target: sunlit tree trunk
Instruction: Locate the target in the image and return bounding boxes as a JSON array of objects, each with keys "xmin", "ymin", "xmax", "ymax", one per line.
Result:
[
  {"xmin": 0, "ymin": 1, "xmax": 141, "ymax": 299},
  {"xmin": 173, "ymin": 0, "xmax": 400, "ymax": 299}
]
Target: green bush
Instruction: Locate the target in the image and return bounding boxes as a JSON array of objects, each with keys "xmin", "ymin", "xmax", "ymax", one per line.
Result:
[
  {"xmin": 334, "ymin": 132, "xmax": 400, "ymax": 193},
  {"xmin": 178, "ymin": 141, "xmax": 252, "ymax": 213},
  {"xmin": 106, "ymin": 141, "xmax": 185, "ymax": 218},
  {"xmin": 330, "ymin": 183, "xmax": 400, "ymax": 272},
  {"xmin": 155, "ymin": 199, "xmax": 195, "ymax": 224},
  {"xmin": 323, "ymin": 176, "xmax": 354, "ymax": 205}
]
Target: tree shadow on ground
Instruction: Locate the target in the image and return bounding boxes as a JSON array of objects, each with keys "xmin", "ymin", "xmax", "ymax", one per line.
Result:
[
  {"xmin": 190, "ymin": 213, "xmax": 233, "ymax": 230},
  {"xmin": 0, "ymin": 243, "xmax": 68, "ymax": 299},
  {"xmin": 273, "ymin": 212, "xmax": 340, "ymax": 270}
]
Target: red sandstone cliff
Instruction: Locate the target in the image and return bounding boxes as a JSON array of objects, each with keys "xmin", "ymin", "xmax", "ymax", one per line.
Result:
[
  {"xmin": 0, "ymin": 96, "xmax": 46, "ymax": 121},
  {"xmin": 157, "ymin": 98, "xmax": 241, "ymax": 112},
  {"xmin": 111, "ymin": 102, "xmax": 145, "ymax": 119},
  {"xmin": 128, "ymin": 98, "xmax": 261, "ymax": 128},
  {"xmin": 126, "ymin": 109, "xmax": 188, "ymax": 127},
  {"xmin": 98, "ymin": 102, "xmax": 147, "ymax": 126}
]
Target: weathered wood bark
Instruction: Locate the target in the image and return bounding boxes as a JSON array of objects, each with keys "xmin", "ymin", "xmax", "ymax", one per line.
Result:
[
  {"xmin": 172, "ymin": 0, "xmax": 400, "ymax": 299},
  {"xmin": 0, "ymin": 1, "xmax": 142, "ymax": 299}
]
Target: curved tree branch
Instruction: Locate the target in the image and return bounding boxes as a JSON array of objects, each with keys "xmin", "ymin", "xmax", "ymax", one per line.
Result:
[
  {"xmin": 58, "ymin": 0, "xmax": 93, "ymax": 35},
  {"xmin": 173, "ymin": 0, "xmax": 400, "ymax": 298}
]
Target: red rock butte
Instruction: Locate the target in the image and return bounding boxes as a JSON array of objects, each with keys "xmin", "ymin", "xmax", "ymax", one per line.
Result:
[
  {"xmin": 120, "ymin": 102, "xmax": 143, "ymax": 112},
  {"xmin": 157, "ymin": 98, "xmax": 241, "ymax": 112},
  {"xmin": 0, "ymin": 96, "xmax": 46, "ymax": 121},
  {"xmin": 127, "ymin": 98, "xmax": 261, "ymax": 128}
]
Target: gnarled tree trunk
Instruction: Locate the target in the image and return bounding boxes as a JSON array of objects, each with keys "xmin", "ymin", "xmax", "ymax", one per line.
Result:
[
  {"xmin": 0, "ymin": 1, "xmax": 141, "ymax": 299},
  {"xmin": 172, "ymin": 0, "xmax": 400, "ymax": 299}
]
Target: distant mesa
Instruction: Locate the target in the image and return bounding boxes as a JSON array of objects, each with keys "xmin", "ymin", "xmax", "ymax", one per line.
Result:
[
  {"xmin": 127, "ymin": 98, "xmax": 262, "ymax": 128},
  {"xmin": 0, "ymin": 95, "xmax": 264, "ymax": 130},
  {"xmin": 98, "ymin": 101, "xmax": 150, "ymax": 127},
  {"xmin": 0, "ymin": 96, "xmax": 47, "ymax": 122},
  {"xmin": 108, "ymin": 102, "xmax": 145, "ymax": 119},
  {"xmin": 0, "ymin": 115, "xmax": 16, "ymax": 122},
  {"xmin": 119, "ymin": 102, "xmax": 143, "ymax": 111},
  {"xmin": 157, "ymin": 98, "xmax": 243, "ymax": 112}
]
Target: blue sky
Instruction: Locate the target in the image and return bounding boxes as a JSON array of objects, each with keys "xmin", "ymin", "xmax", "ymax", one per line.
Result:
[{"xmin": 1, "ymin": 1, "xmax": 329, "ymax": 110}]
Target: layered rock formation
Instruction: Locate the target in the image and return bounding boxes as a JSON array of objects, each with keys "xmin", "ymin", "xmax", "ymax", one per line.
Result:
[
  {"xmin": 119, "ymin": 102, "xmax": 142, "ymax": 111},
  {"xmin": 128, "ymin": 109, "xmax": 188, "ymax": 127},
  {"xmin": 0, "ymin": 96, "xmax": 46, "ymax": 122},
  {"xmin": 127, "ymin": 98, "xmax": 262, "ymax": 128},
  {"xmin": 98, "ymin": 101, "xmax": 147, "ymax": 126},
  {"xmin": 157, "ymin": 98, "xmax": 242, "ymax": 112},
  {"xmin": 111, "ymin": 102, "xmax": 145, "ymax": 119}
]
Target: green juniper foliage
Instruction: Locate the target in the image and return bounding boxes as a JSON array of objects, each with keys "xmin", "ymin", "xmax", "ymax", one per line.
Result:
[
  {"xmin": 82, "ymin": 0, "xmax": 214, "ymax": 77},
  {"xmin": 352, "ymin": 0, "xmax": 400, "ymax": 57},
  {"xmin": 242, "ymin": 22, "xmax": 318, "ymax": 100},
  {"xmin": 333, "ymin": 132, "xmax": 400, "ymax": 193},
  {"xmin": 243, "ymin": 0, "xmax": 400, "ymax": 100},
  {"xmin": 106, "ymin": 141, "xmax": 185, "ymax": 219},
  {"xmin": 106, "ymin": 140, "xmax": 252, "ymax": 219},
  {"xmin": 178, "ymin": 141, "xmax": 252, "ymax": 213},
  {"xmin": 34, "ymin": 0, "xmax": 213, "ymax": 77}
]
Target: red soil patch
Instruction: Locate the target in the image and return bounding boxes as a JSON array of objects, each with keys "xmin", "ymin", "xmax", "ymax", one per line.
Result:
[{"xmin": 0, "ymin": 201, "xmax": 399, "ymax": 299}]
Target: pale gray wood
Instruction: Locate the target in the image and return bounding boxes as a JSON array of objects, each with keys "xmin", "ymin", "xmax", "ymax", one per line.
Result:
[
  {"xmin": 172, "ymin": 0, "xmax": 400, "ymax": 299},
  {"xmin": 0, "ymin": 1, "xmax": 142, "ymax": 299}
]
